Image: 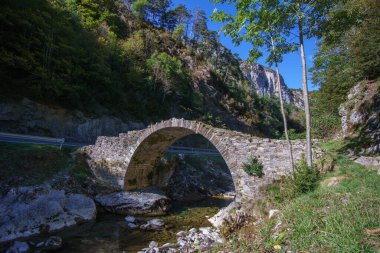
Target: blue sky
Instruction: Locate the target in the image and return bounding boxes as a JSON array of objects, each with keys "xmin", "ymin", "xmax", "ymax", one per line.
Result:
[{"xmin": 172, "ymin": 0, "xmax": 319, "ymax": 90}]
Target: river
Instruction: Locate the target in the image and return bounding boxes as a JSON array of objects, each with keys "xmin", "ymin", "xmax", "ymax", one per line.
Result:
[{"xmin": 53, "ymin": 198, "xmax": 231, "ymax": 253}]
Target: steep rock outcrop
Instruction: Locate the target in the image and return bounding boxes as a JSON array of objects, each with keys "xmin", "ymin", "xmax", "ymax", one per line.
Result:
[
  {"xmin": 339, "ymin": 81, "xmax": 380, "ymax": 154},
  {"xmin": 0, "ymin": 98, "xmax": 144, "ymax": 143},
  {"xmin": 240, "ymin": 62, "xmax": 304, "ymax": 108}
]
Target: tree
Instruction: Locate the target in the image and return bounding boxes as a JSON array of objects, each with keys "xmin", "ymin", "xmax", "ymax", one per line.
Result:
[
  {"xmin": 309, "ymin": 0, "xmax": 380, "ymax": 138},
  {"xmin": 193, "ymin": 9, "xmax": 209, "ymax": 42},
  {"xmin": 171, "ymin": 4, "xmax": 192, "ymax": 37},
  {"xmin": 172, "ymin": 4, "xmax": 191, "ymax": 25},
  {"xmin": 147, "ymin": 0, "xmax": 171, "ymax": 28},
  {"xmin": 212, "ymin": 0, "xmax": 296, "ymax": 171},
  {"xmin": 172, "ymin": 23, "xmax": 186, "ymax": 41},
  {"xmin": 146, "ymin": 52, "xmax": 190, "ymax": 100},
  {"xmin": 284, "ymin": 0, "xmax": 338, "ymax": 166},
  {"xmin": 132, "ymin": 0, "xmax": 149, "ymax": 20}
]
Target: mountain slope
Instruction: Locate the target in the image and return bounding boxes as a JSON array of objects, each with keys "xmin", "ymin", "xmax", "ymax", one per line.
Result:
[{"xmin": 0, "ymin": 0, "xmax": 304, "ymax": 139}]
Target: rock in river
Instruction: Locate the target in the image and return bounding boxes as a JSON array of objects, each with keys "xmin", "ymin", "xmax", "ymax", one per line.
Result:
[
  {"xmin": 0, "ymin": 185, "xmax": 96, "ymax": 243},
  {"xmin": 95, "ymin": 191, "xmax": 171, "ymax": 215},
  {"xmin": 140, "ymin": 219, "xmax": 165, "ymax": 230}
]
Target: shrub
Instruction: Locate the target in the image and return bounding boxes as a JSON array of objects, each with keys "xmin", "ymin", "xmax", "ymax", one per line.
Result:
[
  {"xmin": 291, "ymin": 159, "xmax": 320, "ymax": 194},
  {"xmin": 267, "ymin": 159, "xmax": 321, "ymax": 202},
  {"xmin": 243, "ymin": 157, "xmax": 264, "ymax": 177}
]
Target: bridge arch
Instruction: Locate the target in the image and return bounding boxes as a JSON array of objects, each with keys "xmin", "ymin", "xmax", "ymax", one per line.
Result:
[
  {"xmin": 123, "ymin": 119, "xmax": 236, "ymax": 191},
  {"xmin": 85, "ymin": 118, "xmax": 312, "ymax": 201}
]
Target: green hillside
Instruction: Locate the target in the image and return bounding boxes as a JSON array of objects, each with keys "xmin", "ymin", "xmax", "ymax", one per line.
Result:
[{"xmin": 0, "ymin": 0, "xmax": 303, "ymax": 136}]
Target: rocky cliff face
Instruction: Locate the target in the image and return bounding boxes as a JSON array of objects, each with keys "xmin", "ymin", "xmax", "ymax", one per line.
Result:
[
  {"xmin": 339, "ymin": 80, "xmax": 380, "ymax": 154},
  {"xmin": 0, "ymin": 98, "xmax": 144, "ymax": 143},
  {"xmin": 240, "ymin": 62, "xmax": 304, "ymax": 108}
]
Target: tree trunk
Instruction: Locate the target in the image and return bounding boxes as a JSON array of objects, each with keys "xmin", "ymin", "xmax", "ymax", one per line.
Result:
[
  {"xmin": 270, "ymin": 36, "xmax": 295, "ymax": 172},
  {"xmin": 298, "ymin": 21, "xmax": 313, "ymax": 167}
]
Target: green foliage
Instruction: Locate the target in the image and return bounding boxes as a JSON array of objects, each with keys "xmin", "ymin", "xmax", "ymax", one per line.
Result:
[
  {"xmin": 69, "ymin": 152, "xmax": 94, "ymax": 183},
  {"xmin": 200, "ymin": 111, "xmax": 225, "ymax": 128},
  {"xmin": 147, "ymin": 52, "xmax": 190, "ymax": 99},
  {"xmin": 283, "ymin": 128, "xmax": 306, "ymax": 140},
  {"xmin": 172, "ymin": 23, "xmax": 185, "ymax": 41},
  {"xmin": 310, "ymin": 0, "xmax": 380, "ymax": 138},
  {"xmin": 291, "ymin": 159, "xmax": 320, "ymax": 194},
  {"xmin": 243, "ymin": 157, "xmax": 264, "ymax": 177},
  {"xmin": 309, "ymin": 91, "xmax": 342, "ymax": 139},
  {"xmin": 0, "ymin": 142, "xmax": 73, "ymax": 186},
  {"xmin": 216, "ymin": 140, "xmax": 380, "ymax": 252},
  {"xmin": 0, "ymin": 0, "xmax": 303, "ymax": 134},
  {"xmin": 282, "ymin": 157, "xmax": 379, "ymax": 252},
  {"xmin": 0, "ymin": 0, "xmax": 128, "ymax": 112},
  {"xmin": 267, "ymin": 159, "xmax": 320, "ymax": 202},
  {"xmin": 211, "ymin": 0, "xmax": 296, "ymax": 65},
  {"xmin": 132, "ymin": 0, "xmax": 149, "ymax": 20}
]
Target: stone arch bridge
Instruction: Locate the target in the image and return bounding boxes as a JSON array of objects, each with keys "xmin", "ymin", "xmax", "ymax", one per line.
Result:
[{"xmin": 83, "ymin": 118, "xmax": 317, "ymax": 201}]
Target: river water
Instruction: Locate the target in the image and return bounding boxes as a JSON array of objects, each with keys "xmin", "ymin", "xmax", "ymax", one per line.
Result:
[{"xmin": 54, "ymin": 198, "xmax": 231, "ymax": 253}]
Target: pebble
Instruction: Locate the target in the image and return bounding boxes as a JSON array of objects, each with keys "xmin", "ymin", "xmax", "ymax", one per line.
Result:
[
  {"xmin": 149, "ymin": 241, "xmax": 159, "ymax": 248},
  {"xmin": 268, "ymin": 209, "xmax": 280, "ymax": 219},
  {"xmin": 43, "ymin": 236, "xmax": 63, "ymax": 251},
  {"xmin": 127, "ymin": 222, "xmax": 138, "ymax": 229},
  {"xmin": 125, "ymin": 216, "xmax": 136, "ymax": 223},
  {"xmin": 141, "ymin": 219, "xmax": 165, "ymax": 230}
]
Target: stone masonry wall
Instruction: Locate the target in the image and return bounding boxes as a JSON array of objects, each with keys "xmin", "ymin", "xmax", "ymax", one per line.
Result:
[{"xmin": 83, "ymin": 118, "xmax": 320, "ymax": 202}]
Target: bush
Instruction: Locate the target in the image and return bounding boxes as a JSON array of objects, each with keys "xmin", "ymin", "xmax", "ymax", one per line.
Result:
[
  {"xmin": 267, "ymin": 159, "xmax": 321, "ymax": 202},
  {"xmin": 243, "ymin": 157, "xmax": 264, "ymax": 177},
  {"xmin": 291, "ymin": 159, "xmax": 320, "ymax": 194}
]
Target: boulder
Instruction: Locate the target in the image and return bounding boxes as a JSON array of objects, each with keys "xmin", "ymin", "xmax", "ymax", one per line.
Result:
[
  {"xmin": 95, "ymin": 191, "xmax": 171, "ymax": 215},
  {"xmin": 208, "ymin": 201, "xmax": 237, "ymax": 228},
  {"xmin": 355, "ymin": 156, "xmax": 380, "ymax": 167},
  {"xmin": 6, "ymin": 241, "xmax": 29, "ymax": 253},
  {"xmin": 0, "ymin": 186, "xmax": 96, "ymax": 243},
  {"xmin": 339, "ymin": 81, "xmax": 380, "ymax": 154}
]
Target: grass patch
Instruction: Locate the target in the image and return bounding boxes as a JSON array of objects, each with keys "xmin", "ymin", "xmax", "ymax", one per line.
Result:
[
  {"xmin": 0, "ymin": 142, "xmax": 76, "ymax": 187},
  {"xmin": 216, "ymin": 140, "xmax": 380, "ymax": 253},
  {"xmin": 68, "ymin": 152, "xmax": 94, "ymax": 183}
]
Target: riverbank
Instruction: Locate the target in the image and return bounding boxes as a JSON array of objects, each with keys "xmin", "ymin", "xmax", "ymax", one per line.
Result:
[
  {"xmin": 0, "ymin": 142, "xmax": 235, "ymax": 252},
  {"xmin": 1, "ymin": 198, "xmax": 230, "ymax": 253},
  {"xmin": 210, "ymin": 140, "xmax": 380, "ymax": 252}
]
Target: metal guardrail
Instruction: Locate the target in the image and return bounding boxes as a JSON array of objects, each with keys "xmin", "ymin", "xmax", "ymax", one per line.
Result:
[
  {"xmin": 0, "ymin": 132, "xmax": 65, "ymax": 149},
  {"xmin": 167, "ymin": 146, "xmax": 220, "ymax": 156},
  {"xmin": 0, "ymin": 132, "xmax": 221, "ymax": 155}
]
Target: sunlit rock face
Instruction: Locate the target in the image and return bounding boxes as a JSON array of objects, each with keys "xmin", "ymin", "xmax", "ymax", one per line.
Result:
[
  {"xmin": 240, "ymin": 61, "xmax": 304, "ymax": 108},
  {"xmin": 0, "ymin": 185, "xmax": 96, "ymax": 243},
  {"xmin": 339, "ymin": 81, "xmax": 380, "ymax": 154}
]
